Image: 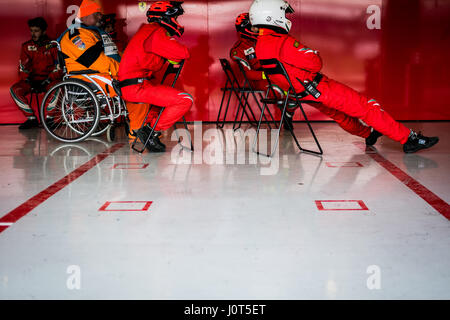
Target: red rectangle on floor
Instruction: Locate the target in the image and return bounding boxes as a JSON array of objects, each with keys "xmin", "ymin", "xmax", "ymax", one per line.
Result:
[
  {"xmin": 326, "ymin": 162, "xmax": 363, "ymax": 168},
  {"xmin": 112, "ymin": 163, "xmax": 149, "ymax": 169},
  {"xmin": 316, "ymin": 200, "xmax": 369, "ymax": 211},
  {"xmin": 99, "ymin": 201, "xmax": 153, "ymax": 212}
]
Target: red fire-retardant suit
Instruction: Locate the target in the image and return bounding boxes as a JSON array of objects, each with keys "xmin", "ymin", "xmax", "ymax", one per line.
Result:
[
  {"xmin": 10, "ymin": 37, "xmax": 62, "ymax": 119},
  {"xmin": 256, "ymin": 28, "xmax": 411, "ymax": 142},
  {"xmin": 230, "ymin": 36, "xmax": 267, "ymax": 91},
  {"xmin": 118, "ymin": 23, "xmax": 192, "ymax": 133}
]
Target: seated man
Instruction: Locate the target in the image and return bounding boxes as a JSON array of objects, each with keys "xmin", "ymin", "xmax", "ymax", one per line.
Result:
[
  {"xmin": 230, "ymin": 13, "xmax": 379, "ymax": 141},
  {"xmin": 250, "ymin": 0, "xmax": 439, "ymax": 153},
  {"xmin": 10, "ymin": 17, "xmax": 62, "ymax": 129},
  {"xmin": 230, "ymin": 13, "xmax": 266, "ymax": 91},
  {"xmin": 118, "ymin": 1, "xmax": 192, "ymax": 153},
  {"xmin": 59, "ymin": 0, "xmax": 120, "ymax": 90}
]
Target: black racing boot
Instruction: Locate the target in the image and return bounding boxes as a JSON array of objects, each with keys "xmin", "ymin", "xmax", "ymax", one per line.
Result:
[
  {"xmin": 365, "ymin": 129, "xmax": 383, "ymax": 146},
  {"xmin": 142, "ymin": 126, "xmax": 166, "ymax": 151},
  {"xmin": 19, "ymin": 118, "xmax": 39, "ymax": 130},
  {"xmin": 145, "ymin": 131, "xmax": 166, "ymax": 153},
  {"xmin": 403, "ymin": 131, "xmax": 439, "ymax": 153}
]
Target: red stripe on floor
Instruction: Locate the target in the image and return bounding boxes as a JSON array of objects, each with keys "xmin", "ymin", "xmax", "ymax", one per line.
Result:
[
  {"xmin": 354, "ymin": 142, "xmax": 450, "ymax": 220},
  {"xmin": 0, "ymin": 143, "xmax": 125, "ymax": 234}
]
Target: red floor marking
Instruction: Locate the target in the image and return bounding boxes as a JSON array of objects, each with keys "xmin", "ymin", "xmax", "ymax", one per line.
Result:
[
  {"xmin": 0, "ymin": 143, "xmax": 125, "ymax": 234},
  {"xmin": 326, "ymin": 162, "xmax": 363, "ymax": 168},
  {"xmin": 353, "ymin": 142, "xmax": 450, "ymax": 220},
  {"xmin": 99, "ymin": 201, "xmax": 153, "ymax": 212},
  {"xmin": 316, "ymin": 200, "xmax": 369, "ymax": 211},
  {"xmin": 112, "ymin": 163, "xmax": 149, "ymax": 169}
]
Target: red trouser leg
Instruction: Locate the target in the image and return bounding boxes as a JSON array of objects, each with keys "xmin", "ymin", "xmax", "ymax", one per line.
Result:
[
  {"xmin": 313, "ymin": 103, "xmax": 372, "ymax": 138},
  {"xmin": 122, "ymin": 83, "xmax": 193, "ymax": 131},
  {"xmin": 317, "ymin": 78, "xmax": 411, "ymax": 144},
  {"xmin": 10, "ymin": 81, "xmax": 34, "ymax": 118}
]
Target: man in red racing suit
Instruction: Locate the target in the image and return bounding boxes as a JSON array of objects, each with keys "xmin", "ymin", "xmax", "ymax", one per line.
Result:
[
  {"xmin": 231, "ymin": 12, "xmax": 376, "ymax": 135},
  {"xmin": 230, "ymin": 13, "xmax": 266, "ymax": 90},
  {"xmin": 10, "ymin": 17, "xmax": 62, "ymax": 129},
  {"xmin": 118, "ymin": 1, "xmax": 192, "ymax": 152},
  {"xmin": 250, "ymin": 0, "xmax": 439, "ymax": 153}
]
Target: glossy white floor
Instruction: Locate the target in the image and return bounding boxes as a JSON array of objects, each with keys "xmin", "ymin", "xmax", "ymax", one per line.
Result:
[{"xmin": 0, "ymin": 121, "xmax": 449, "ymax": 300}]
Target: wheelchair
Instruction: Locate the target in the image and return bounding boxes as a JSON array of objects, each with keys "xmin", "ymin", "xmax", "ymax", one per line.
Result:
[{"xmin": 39, "ymin": 41, "xmax": 128, "ymax": 143}]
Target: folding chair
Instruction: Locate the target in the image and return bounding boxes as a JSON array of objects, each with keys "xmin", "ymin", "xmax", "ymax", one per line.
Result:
[
  {"xmin": 232, "ymin": 56, "xmax": 277, "ymax": 130},
  {"xmin": 252, "ymin": 58, "xmax": 323, "ymax": 157},
  {"xmin": 215, "ymin": 58, "xmax": 259, "ymax": 129},
  {"xmin": 130, "ymin": 60, "xmax": 193, "ymax": 153}
]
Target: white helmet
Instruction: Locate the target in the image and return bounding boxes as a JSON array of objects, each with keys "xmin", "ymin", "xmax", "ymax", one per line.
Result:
[{"xmin": 249, "ymin": 0, "xmax": 294, "ymax": 33}]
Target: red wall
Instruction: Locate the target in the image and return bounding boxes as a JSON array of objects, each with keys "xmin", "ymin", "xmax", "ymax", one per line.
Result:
[{"xmin": 1, "ymin": 0, "xmax": 449, "ymax": 124}]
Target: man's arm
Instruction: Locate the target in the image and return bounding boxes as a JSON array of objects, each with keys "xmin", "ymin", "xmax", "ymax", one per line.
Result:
[
  {"xmin": 143, "ymin": 27, "xmax": 189, "ymax": 62},
  {"xmin": 230, "ymin": 47, "xmax": 264, "ymax": 81},
  {"xmin": 280, "ymin": 36, "xmax": 322, "ymax": 74},
  {"xmin": 19, "ymin": 44, "xmax": 32, "ymax": 81}
]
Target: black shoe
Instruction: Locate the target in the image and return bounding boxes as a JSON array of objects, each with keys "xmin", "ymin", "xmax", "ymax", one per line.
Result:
[
  {"xmin": 365, "ymin": 129, "xmax": 383, "ymax": 146},
  {"xmin": 146, "ymin": 132, "xmax": 166, "ymax": 153},
  {"xmin": 134, "ymin": 127, "xmax": 150, "ymax": 145},
  {"xmin": 283, "ymin": 111, "xmax": 294, "ymax": 131},
  {"xmin": 403, "ymin": 131, "xmax": 439, "ymax": 153},
  {"xmin": 142, "ymin": 126, "xmax": 166, "ymax": 150},
  {"xmin": 19, "ymin": 118, "xmax": 39, "ymax": 130},
  {"xmin": 136, "ymin": 127, "xmax": 165, "ymax": 153}
]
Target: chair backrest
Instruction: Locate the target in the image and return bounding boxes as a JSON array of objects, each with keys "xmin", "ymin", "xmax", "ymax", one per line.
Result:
[
  {"xmin": 219, "ymin": 58, "xmax": 241, "ymax": 90},
  {"xmin": 258, "ymin": 58, "xmax": 297, "ymax": 98},
  {"xmin": 161, "ymin": 60, "xmax": 185, "ymax": 88}
]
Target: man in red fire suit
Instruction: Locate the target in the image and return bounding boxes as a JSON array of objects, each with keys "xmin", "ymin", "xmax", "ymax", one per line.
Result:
[
  {"xmin": 10, "ymin": 17, "xmax": 62, "ymax": 129},
  {"xmin": 249, "ymin": 0, "xmax": 439, "ymax": 153},
  {"xmin": 230, "ymin": 13, "xmax": 266, "ymax": 89},
  {"xmin": 230, "ymin": 12, "xmax": 378, "ymax": 137},
  {"xmin": 118, "ymin": 1, "xmax": 192, "ymax": 152}
]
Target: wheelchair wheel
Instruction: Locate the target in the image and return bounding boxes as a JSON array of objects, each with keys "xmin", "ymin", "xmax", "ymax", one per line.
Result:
[
  {"xmin": 91, "ymin": 95, "xmax": 111, "ymax": 137},
  {"xmin": 40, "ymin": 81, "xmax": 100, "ymax": 143},
  {"xmin": 106, "ymin": 124, "xmax": 115, "ymax": 142}
]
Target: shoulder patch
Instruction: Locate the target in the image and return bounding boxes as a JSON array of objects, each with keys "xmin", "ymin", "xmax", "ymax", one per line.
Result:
[
  {"xmin": 72, "ymin": 36, "xmax": 86, "ymax": 50},
  {"xmin": 293, "ymin": 41, "xmax": 300, "ymax": 48},
  {"xmin": 244, "ymin": 47, "xmax": 255, "ymax": 56}
]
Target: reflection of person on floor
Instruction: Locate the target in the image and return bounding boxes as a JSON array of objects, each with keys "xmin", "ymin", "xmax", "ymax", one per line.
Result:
[
  {"xmin": 10, "ymin": 17, "xmax": 62, "ymax": 130},
  {"xmin": 118, "ymin": 1, "xmax": 192, "ymax": 153},
  {"xmin": 249, "ymin": 0, "xmax": 439, "ymax": 153}
]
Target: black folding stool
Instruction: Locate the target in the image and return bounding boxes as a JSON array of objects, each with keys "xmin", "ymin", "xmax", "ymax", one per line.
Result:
[
  {"xmin": 215, "ymin": 58, "xmax": 259, "ymax": 129},
  {"xmin": 130, "ymin": 60, "xmax": 193, "ymax": 153},
  {"xmin": 252, "ymin": 58, "xmax": 323, "ymax": 157}
]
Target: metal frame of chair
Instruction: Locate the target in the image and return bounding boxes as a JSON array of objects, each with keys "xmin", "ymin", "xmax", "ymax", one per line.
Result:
[
  {"xmin": 130, "ymin": 60, "xmax": 193, "ymax": 153},
  {"xmin": 232, "ymin": 57, "xmax": 278, "ymax": 131},
  {"xmin": 215, "ymin": 58, "xmax": 259, "ymax": 130},
  {"xmin": 252, "ymin": 58, "xmax": 323, "ymax": 157}
]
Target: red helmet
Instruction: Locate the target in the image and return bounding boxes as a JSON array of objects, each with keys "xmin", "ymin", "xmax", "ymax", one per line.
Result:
[
  {"xmin": 235, "ymin": 13, "xmax": 258, "ymax": 41},
  {"xmin": 147, "ymin": 1, "xmax": 185, "ymax": 37}
]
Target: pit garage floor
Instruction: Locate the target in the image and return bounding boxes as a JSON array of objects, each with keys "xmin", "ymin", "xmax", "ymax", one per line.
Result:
[{"xmin": 0, "ymin": 121, "xmax": 449, "ymax": 299}]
